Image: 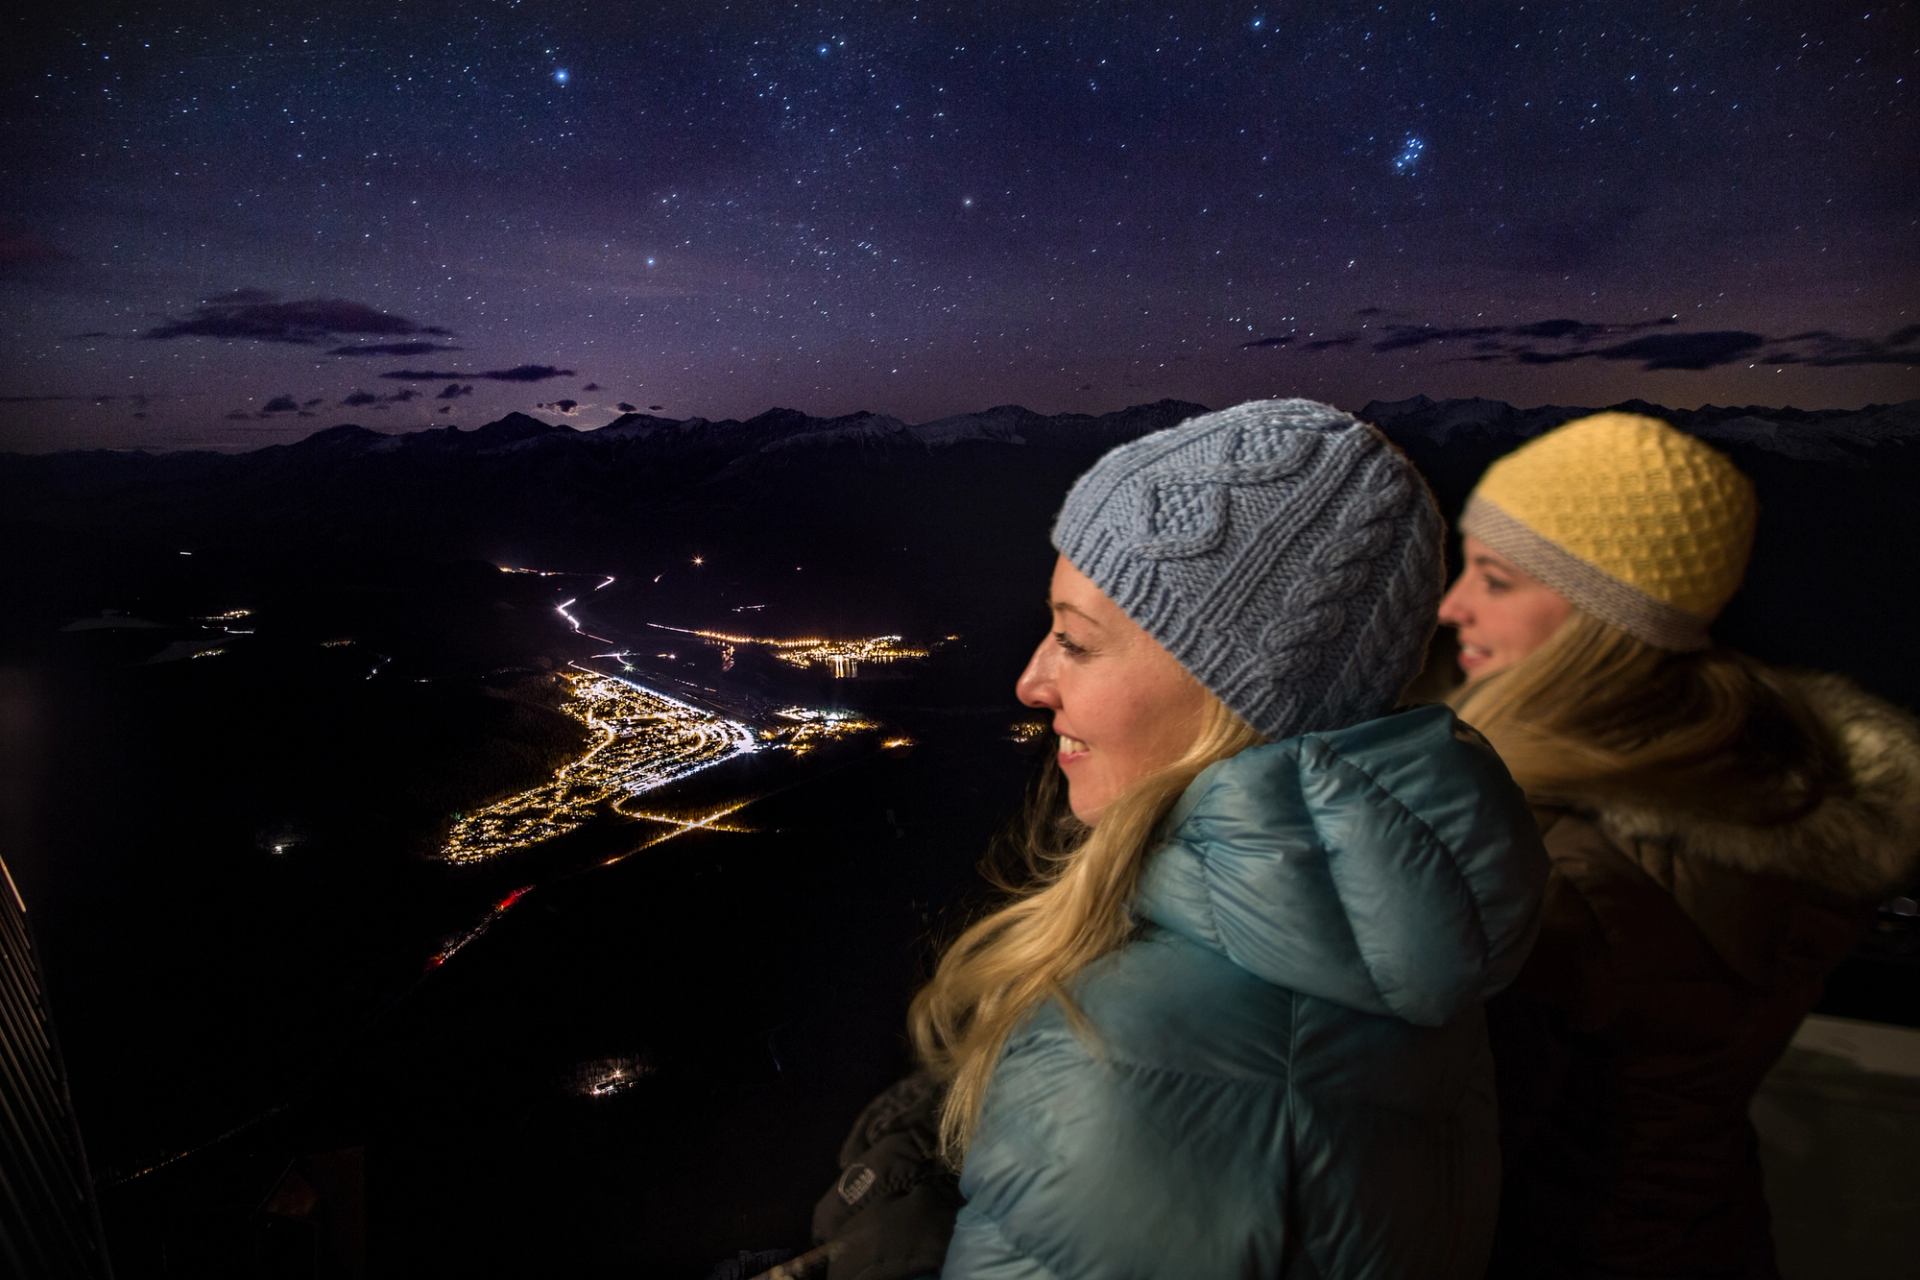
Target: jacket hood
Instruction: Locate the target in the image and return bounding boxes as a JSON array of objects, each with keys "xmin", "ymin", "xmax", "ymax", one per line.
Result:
[
  {"xmin": 1133, "ymin": 704, "xmax": 1547, "ymax": 1027},
  {"xmin": 1585, "ymin": 671, "xmax": 1920, "ymax": 902}
]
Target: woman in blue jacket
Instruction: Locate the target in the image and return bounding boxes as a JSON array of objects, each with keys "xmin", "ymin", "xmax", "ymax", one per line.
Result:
[{"xmin": 906, "ymin": 399, "xmax": 1548, "ymax": 1279}]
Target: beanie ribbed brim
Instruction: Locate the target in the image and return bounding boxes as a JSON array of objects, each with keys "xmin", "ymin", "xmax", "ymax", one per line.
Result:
[{"xmin": 1461, "ymin": 495, "xmax": 1711, "ymax": 651}]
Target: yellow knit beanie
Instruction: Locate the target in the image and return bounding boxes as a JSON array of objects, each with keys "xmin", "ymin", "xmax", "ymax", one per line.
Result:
[{"xmin": 1459, "ymin": 412, "xmax": 1756, "ymax": 650}]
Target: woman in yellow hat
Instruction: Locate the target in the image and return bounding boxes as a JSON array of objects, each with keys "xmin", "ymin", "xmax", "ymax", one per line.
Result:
[{"xmin": 1439, "ymin": 412, "xmax": 1920, "ymax": 1279}]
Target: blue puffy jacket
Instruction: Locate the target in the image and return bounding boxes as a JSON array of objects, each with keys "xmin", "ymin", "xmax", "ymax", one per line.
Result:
[{"xmin": 942, "ymin": 705, "xmax": 1547, "ymax": 1279}]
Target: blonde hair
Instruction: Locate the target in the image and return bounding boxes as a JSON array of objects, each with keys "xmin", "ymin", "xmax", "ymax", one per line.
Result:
[
  {"xmin": 1448, "ymin": 609, "xmax": 1838, "ymax": 821},
  {"xmin": 908, "ymin": 694, "xmax": 1264, "ymax": 1164}
]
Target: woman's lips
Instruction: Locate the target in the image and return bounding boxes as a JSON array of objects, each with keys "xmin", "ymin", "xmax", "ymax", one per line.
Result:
[
  {"xmin": 1457, "ymin": 643, "xmax": 1492, "ymax": 673},
  {"xmin": 1057, "ymin": 734, "xmax": 1090, "ymax": 762}
]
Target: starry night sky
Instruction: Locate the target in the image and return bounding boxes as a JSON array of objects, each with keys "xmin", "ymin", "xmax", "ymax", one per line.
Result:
[{"xmin": 2, "ymin": 1, "xmax": 1915, "ymax": 452}]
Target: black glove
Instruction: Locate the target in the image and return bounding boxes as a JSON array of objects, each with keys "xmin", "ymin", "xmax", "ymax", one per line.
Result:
[{"xmin": 809, "ymin": 1072, "xmax": 961, "ymax": 1280}]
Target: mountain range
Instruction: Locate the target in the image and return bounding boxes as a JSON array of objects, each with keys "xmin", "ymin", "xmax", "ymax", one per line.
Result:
[{"xmin": 3, "ymin": 395, "xmax": 1916, "ymax": 702}]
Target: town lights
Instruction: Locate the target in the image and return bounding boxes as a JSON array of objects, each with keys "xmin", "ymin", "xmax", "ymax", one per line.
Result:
[
  {"xmin": 644, "ymin": 623, "xmax": 932, "ymax": 678},
  {"xmin": 437, "ymin": 670, "xmax": 754, "ymax": 864}
]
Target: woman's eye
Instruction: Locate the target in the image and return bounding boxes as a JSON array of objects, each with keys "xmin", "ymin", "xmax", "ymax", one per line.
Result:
[
  {"xmin": 1054, "ymin": 631, "xmax": 1088, "ymax": 656},
  {"xmin": 1483, "ymin": 575, "xmax": 1512, "ymax": 595}
]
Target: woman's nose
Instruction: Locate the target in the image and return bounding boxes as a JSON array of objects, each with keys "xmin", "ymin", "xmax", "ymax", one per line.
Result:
[
  {"xmin": 1437, "ymin": 576, "xmax": 1470, "ymax": 627},
  {"xmin": 1015, "ymin": 639, "xmax": 1057, "ymax": 709}
]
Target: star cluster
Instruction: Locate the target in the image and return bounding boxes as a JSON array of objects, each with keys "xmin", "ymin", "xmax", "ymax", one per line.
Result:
[{"xmin": 0, "ymin": 2, "xmax": 1913, "ymax": 450}]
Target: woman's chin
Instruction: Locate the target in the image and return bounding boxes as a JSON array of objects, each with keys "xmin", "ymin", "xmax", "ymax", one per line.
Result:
[{"xmin": 1064, "ymin": 788, "xmax": 1105, "ymax": 826}]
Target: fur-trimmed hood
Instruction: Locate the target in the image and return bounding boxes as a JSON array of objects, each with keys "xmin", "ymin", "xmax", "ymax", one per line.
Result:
[{"xmin": 1585, "ymin": 670, "xmax": 1920, "ymax": 902}]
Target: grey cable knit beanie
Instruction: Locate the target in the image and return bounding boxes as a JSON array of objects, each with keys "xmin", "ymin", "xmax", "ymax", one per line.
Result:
[{"xmin": 1051, "ymin": 398, "xmax": 1444, "ymax": 740}]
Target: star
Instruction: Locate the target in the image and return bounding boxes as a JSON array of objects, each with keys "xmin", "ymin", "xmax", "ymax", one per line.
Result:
[
  {"xmin": 1392, "ymin": 134, "xmax": 1426, "ymax": 175},
  {"xmin": 552, "ymin": 68, "xmax": 570, "ymax": 86}
]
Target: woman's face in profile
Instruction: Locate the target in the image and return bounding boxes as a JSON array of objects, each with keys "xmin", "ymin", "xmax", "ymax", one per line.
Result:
[
  {"xmin": 1015, "ymin": 555, "xmax": 1212, "ymax": 824},
  {"xmin": 1437, "ymin": 536, "xmax": 1573, "ymax": 679}
]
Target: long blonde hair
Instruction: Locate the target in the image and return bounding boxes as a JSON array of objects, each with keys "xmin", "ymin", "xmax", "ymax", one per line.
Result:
[
  {"xmin": 908, "ymin": 694, "xmax": 1264, "ymax": 1163},
  {"xmin": 1448, "ymin": 609, "xmax": 1839, "ymax": 820}
]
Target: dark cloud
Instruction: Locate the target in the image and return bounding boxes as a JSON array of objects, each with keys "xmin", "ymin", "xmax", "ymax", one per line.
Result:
[
  {"xmin": 616, "ymin": 402, "xmax": 637, "ymax": 412},
  {"xmin": 328, "ymin": 341, "xmax": 464, "ymax": 357},
  {"xmin": 1509, "ymin": 318, "xmax": 1610, "ymax": 341},
  {"xmin": 1502, "ymin": 326, "xmax": 1899, "ymax": 371},
  {"xmin": 538, "ymin": 399, "xmax": 581, "ymax": 415},
  {"xmin": 1371, "ymin": 324, "xmax": 1506, "ymax": 353},
  {"xmin": 380, "ymin": 364, "xmax": 576, "ymax": 382},
  {"xmin": 261, "ymin": 394, "xmax": 300, "ymax": 413},
  {"xmin": 649, "ymin": 405, "xmax": 664, "ymax": 411},
  {"xmin": 303, "ymin": 397, "xmax": 324, "ymax": 407},
  {"xmin": 344, "ymin": 388, "xmax": 420, "ymax": 406},
  {"xmin": 1236, "ymin": 330, "xmax": 1359, "ymax": 351},
  {"xmin": 1361, "ymin": 314, "xmax": 1679, "ymax": 357},
  {"xmin": 1589, "ymin": 331, "xmax": 1766, "ymax": 370},
  {"xmin": 144, "ymin": 292, "xmax": 453, "ymax": 344},
  {"xmin": 582, "ymin": 382, "xmax": 601, "ymax": 391},
  {"xmin": 482, "ymin": 364, "xmax": 576, "ymax": 382},
  {"xmin": 1253, "ymin": 311, "xmax": 1898, "ymax": 373},
  {"xmin": 435, "ymin": 383, "xmax": 474, "ymax": 399},
  {"xmin": 67, "ymin": 330, "xmax": 112, "ymax": 339},
  {"xmin": 1529, "ymin": 314, "xmax": 1678, "ymax": 340},
  {"xmin": 1746, "ymin": 328, "xmax": 1920, "ymax": 369},
  {"xmin": 1239, "ymin": 332, "xmax": 1359, "ymax": 352},
  {"xmin": 437, "ymin": 406, "xmax": 453, "ymax": 414},
  {"xmin": 224, "ymin": 410, "xmax": 253, "ymax": 420},
  {"xmin": 1487, "ymin": 331, "xmax": 1766, "ymax": 371}
]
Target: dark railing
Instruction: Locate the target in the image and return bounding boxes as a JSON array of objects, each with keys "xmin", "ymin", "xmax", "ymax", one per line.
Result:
[{"xmin": 0, "ymin": 853, "xmax": 116, "ymax": 1279}]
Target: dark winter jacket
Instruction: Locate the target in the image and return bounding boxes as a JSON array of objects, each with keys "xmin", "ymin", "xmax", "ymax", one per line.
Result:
[
  {"xmin": 941, "ymin": 704, "xmax": 1548, "ymax": 1280},
  {"xmin": 1487, "ymin": 671, "xmax": 1920, "ymax": 1280}
]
